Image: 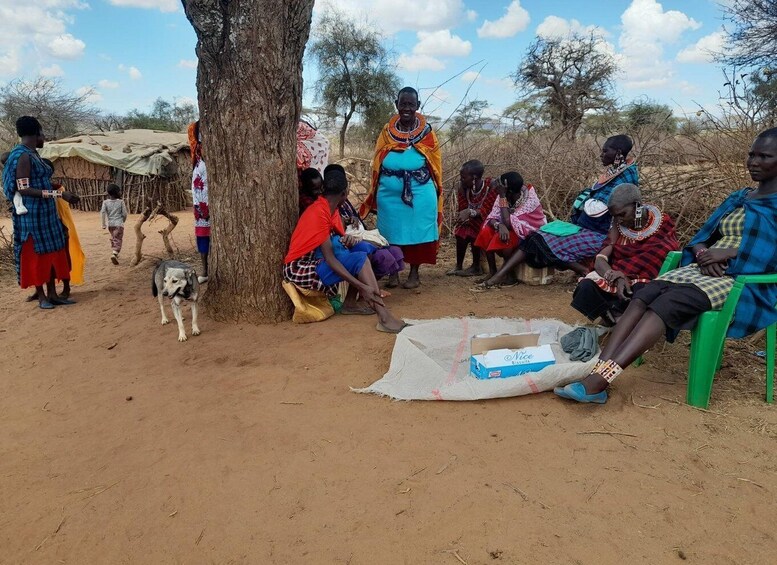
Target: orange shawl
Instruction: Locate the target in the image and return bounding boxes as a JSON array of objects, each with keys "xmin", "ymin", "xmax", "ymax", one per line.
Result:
[{"xmin": 360, "ymin": 114, "xmax": 443, "ymax": 232}]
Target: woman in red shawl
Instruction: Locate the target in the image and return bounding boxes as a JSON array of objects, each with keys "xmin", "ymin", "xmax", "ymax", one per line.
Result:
[
  {"xmin": 571, "ymin": 183, "xmax": 679, "ymax": 325},
  {"xmin": 448, "ymin": 159, "xmax": 497, "ymax": 277}
]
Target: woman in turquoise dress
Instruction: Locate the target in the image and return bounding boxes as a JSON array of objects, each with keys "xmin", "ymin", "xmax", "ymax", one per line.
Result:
[{"xmin": 361, "ymin": 87, "xmax": 443, "ymax": 289}]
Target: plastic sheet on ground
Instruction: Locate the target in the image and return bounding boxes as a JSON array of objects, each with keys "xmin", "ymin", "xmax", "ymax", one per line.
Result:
[{"xmin": 352, "ymin": 317, "xmax": 599, "ymax": 401}]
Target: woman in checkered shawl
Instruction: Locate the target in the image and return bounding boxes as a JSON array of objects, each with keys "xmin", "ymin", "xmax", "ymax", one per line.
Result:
[
  {"xmin": 556, "ymin": 129, "xmax": 777, "ymax": 404},
  {"xmin": 571, "ymin": 183, "xmax": 679, "ymax": 325},
  {"xmin": 2, "ymin": 116, "xmax": 80, "ymax": 310}
]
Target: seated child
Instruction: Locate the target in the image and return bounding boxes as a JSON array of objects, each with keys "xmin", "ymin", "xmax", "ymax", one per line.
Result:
[{"xmin": 284, "ymin": 166, "xmax": 407, "ymax": 333}]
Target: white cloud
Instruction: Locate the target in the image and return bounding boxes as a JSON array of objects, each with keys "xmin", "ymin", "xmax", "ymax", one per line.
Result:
[
  {"xmin": 0, "ymin": 51, "xmax": 20, "ymax": 75},
  {"xmin": 314, "ymin": 0, "xmax": 467, "ymax": 34},
  {"xmin": 461, "ymin": 70, "xmax": 480, "ymax": 83},
  {"xmin": 618, "ymin": 0, "xmax": 701, "ymax": 89},
  {"xmin": 477, "ymin": 1, "xmax": 530, "ymax": 39},
  {"xmin": 107, "ymin": 0, "xmax": 179, "ymax": 12},
  {"xmin": 47, "ymin": 34, "xmax": 86, "ymax": 60},
  {"xmin": 677, "ymin": 30, "xmax": 726, "ymax": 63},
  {"xmin": 466, "ymin": 9, "xmax": 477, "ymax": 22},
  {"xmin": 98, "ymin": 79, "xmax": 120, "ymax": 89},
  {"xmin": 414, "ymin": 30, "xmax": 471, "ymax": 58},
  {"xmin": 536, "ymin": 16, "xmax": 603, "ymax": 40},
  {"xmin": 128, "ymin": 66, "xmax": 142, "ymax": 80},
  {"xmin": 40, "ymin": 64, "xmax": 65, "ymax": 77},
  {"xmin": 0, "ymin": 1, "xmax": 88, "ymax": 75},
  {"xmin": 397, "ymin": 53, "xmax": 445, "ymax": 72},
  {"xmin": 460, "ymin": 70, "xmax": 513, "ymax": 89},
  {"xmin": 76, "ymin": 86, "xmax": 102, "ymax": 104},
  {"xmin": 178, "ymin": 59, "xmax": 197, "ymax": 69}
]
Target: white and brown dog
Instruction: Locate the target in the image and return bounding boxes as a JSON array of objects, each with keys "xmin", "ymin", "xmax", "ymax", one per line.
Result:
[{"xmin": 152, "ymin": 260, "xmax": 201, "ymax": 342}]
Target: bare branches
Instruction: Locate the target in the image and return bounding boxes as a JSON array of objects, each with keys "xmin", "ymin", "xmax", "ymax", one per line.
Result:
[
  {"xmin": 718, "ymin": 0, "xmax": 777, "ymax": 69},
  {"xmin": 514, "ymin": 33, "xmax": 618, "ymax": 138}
]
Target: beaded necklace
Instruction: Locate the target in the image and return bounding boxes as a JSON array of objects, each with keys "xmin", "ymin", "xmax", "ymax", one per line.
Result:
[{"xmin": 617, "ymin": 204, "xmax": 662, "ymax": 241}]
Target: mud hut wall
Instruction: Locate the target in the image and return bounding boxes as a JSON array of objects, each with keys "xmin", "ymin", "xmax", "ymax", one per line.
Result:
[{"xmin": 51, "ymin": 153, "xmax": 191, "ymax": 214}]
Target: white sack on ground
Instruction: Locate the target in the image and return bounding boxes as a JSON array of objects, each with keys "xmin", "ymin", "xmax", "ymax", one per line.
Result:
[{"xmin": 352, "ymin": 317, "xmax": 599, "ymax": 401}]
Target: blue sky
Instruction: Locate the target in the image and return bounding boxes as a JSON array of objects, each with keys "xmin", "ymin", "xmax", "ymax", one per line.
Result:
[{"xmin": 0, "ymin": 1, "xmax": 731, "ymax": 123}]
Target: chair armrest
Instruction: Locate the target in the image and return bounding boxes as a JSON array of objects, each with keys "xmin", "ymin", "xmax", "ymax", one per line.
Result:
[
  {"xmin": 735, "ymin": 273, "xmax": 777, "ymax": 284},
  {"xmin": 657, "ymin": 251, "xmax": 683, "ymax": 276}
]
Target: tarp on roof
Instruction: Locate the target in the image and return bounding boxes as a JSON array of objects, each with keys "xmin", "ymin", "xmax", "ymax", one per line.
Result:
[{"xmin": 40, "ymin": 129, "xmax": 189, "ymax": 177}]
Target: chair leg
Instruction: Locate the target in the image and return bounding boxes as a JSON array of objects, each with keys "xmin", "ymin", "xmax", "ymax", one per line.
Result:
[
  {"xmin": 766, "ymin": 324, "xmax": 777, "ymax": 404},
  {"xmin": 687, "ymin": 314, "xmax": 722, "ymax": 409}
]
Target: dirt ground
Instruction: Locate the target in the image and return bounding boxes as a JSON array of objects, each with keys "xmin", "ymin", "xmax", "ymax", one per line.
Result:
[{"xmin": 1, "ymin": 211, "xmax": 776, "ymax": 565}]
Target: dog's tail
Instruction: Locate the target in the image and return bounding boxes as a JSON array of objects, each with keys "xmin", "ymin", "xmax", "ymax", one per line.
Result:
[{"xmin": 152, "ymin": 270, "xmax": 159, "ymax": 297}]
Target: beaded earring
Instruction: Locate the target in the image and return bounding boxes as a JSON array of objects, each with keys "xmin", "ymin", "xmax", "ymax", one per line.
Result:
[{"xmin": 634, "ymin": 203, "xmax": 644, "ymax": 229}]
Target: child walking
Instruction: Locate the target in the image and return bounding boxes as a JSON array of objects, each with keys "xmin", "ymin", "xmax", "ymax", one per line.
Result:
[{"xmin": 100, "ymin": 183, "xmax": 128, "ymax": 265}]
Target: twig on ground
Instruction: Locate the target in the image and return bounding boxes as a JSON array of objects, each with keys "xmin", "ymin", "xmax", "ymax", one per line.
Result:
[
  {"xmin": 81, "ymin": 480, "xmax": 120, "ymax": 500},
  {"xmin": 33, "ymin": 517, "xmax": 66, "ymax": 551},
  {"xmin": 280, "ymin": 402, "xmax": 304, "ymax": 405},
  {"xmin": 659, "ymin": 396, "xmax": 729, "ymax": 417},
  {"xmin": 398, "ymin": 466, "xmax": 427, "ymax": 486},
  {"xmin": 502, "ymin": 482, "xmax": 550, "ymax": 509},
  {"xmin": 436, "ymin": 455, "xmax": 457, "ymax": 475},
  {"xmin": 586, "ymin": 480, "xmax": 605, "ymax": 503},
  {"xmin": 195, "ymin": 528, "xmax": 205, "ymax": 545},
  {"xmin": 578, "ymin": 430, "xmax": 638, "ymax": 438},
  {"xmin": 735, "ymin": 477, "xmax": 765, "ymax": 489},
  {"xmin": 442, "ymin": 549, "xmax": 468, "ymax": 565},
  {"xmin": 631, "ymin": 393, "xmax": 661, "ymax": 409}
]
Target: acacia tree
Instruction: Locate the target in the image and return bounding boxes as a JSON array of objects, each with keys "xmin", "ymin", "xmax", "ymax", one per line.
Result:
[
  {"xmin": 719, "ymin": 0, "xmax": 777, "ymax": 69},
  {"xmin": 514, "ymin": 33, "xmax": 617, "ymax": 138},
  {"xmin": 0, "ymin": 77, "xmax": 98, "ymax": 143},
  {"xmin": 309, "ymin": 8, "xmax": 400, "ymax": 158},
  {"xmin": 181, "ymin": 0, "xmax": 315, "ymax": 322}
]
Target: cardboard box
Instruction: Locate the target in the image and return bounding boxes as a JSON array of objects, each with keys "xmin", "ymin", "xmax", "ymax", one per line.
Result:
[
  {"xmin": 470, "ymin": 332, "xmax": 556, "ymax": 379},
  {"xmin": 516, "ymin": 263, "xmax": 555, "ymax": 285}
]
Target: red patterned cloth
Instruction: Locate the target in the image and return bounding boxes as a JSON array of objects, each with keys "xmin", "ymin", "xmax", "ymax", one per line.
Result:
[
  {"xmin": 588, "ymin": 209, "xmax": 679, "ymax": 294},
  {"xmin": 454, "ymin": 178, "xmax": 497, "ymax": 240},
  {"xmin": 296, "ymin": 121, "xmax": 330, "ymax": 173}
]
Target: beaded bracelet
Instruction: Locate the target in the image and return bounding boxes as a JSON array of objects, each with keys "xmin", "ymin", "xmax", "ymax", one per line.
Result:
[
  {"xmin": 499, "ymin": 197, "xmax": 508, "ymax": 208},
  {"xmin": 695, "ymin": 248, "xmax": 707, "ymax": 260}
]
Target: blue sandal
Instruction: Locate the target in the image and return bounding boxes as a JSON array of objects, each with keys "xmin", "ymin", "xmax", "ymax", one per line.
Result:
[
  {"xmin": 39, "ymin": 301, "xmax": 55, "ymax": 310},
  {"xmin": 554, "ymin": 382, "xmax": 608, "ymax": 404}
]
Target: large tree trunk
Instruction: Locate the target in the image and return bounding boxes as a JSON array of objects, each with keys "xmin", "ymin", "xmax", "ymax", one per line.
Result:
[{"xmin": 181, "ymin": 0, "xmax": 315, "ymax": 323}]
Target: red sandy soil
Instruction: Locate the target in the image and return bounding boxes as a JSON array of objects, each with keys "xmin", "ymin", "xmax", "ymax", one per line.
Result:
[{"xmin": 1, "ymin": 211, "xmax": 776, "ymax": 564}]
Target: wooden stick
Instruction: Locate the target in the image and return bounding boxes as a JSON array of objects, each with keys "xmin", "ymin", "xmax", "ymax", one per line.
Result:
[
  {"xmin": 130, "ymin": 206, "xmax": 152, "ymax": 267},
  {"xmin": 155, "ymin": 207, "xmax": 179, "ymax": 256},
  {"xmin": 577, "ymin": 430, "xmax": 638, "ymax": 438}
]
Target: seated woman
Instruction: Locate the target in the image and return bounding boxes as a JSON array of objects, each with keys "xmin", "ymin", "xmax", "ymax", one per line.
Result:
[
  {"xmin": 448, "ymin": 159, "xmax": 497, "ymax": 277},
  {"xmin": 283, "ymin": 166, "xmax": 407, "ymax": 333},
  {"xmin": 556, "ymin": 128, "xmax": 777, "ymax": 404},
  {"xmin": 473, "ymin": 171, "xmax": 546, "ymax": 284},
  {"xmin": 481, "ymin": 135, "xmax": 637, "ymax": 287},
  {"xmin": 298, "ymin": 167, "xmax": 323, "ymax": 215},
  {"xmin": 571, "ymin": 183, "xmax": 678, "ymax": 326}
]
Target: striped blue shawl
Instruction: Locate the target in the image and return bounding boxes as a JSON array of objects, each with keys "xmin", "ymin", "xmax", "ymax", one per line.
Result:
[{"xmin": 682, "ymin": 188, "xmax": 777, "ymax": 338}]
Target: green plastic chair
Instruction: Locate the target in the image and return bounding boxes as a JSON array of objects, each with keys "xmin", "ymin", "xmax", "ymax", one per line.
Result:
[{"xmin": 651, "ymin": 251, "xmax": 776, "ymax": 409}]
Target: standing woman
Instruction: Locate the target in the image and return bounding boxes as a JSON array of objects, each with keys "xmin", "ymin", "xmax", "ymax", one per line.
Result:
[
  {"xmin": 2, "ymin": 116, "xmax": 78, "ymax": 309},
  {"xmin": 189, "ymin": 121, "xmax": 209, "ymax": 284},
  {"xmin": 361, "ymin": 86, "xmax": 443, "ymax": 289}
]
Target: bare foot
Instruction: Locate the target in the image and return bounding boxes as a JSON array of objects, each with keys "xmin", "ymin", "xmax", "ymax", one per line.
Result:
[
  {"xmin": 402, "ymin": 277, "xmax": 420, "ymax": 289},
  {"xmin": 380, "ymin": 290, "xmax": 392, "ymax": 298},
  {"xmin": 26, "ymin": 291, "xmax": 39, "ymax": 303},
  {"xmin": 446, "ymin": 267, "xmax": 464, "ymax": 276},
  {"xmin": 460, "ymin": 266, "xmax": 483, "ymax": 277},
  {"xmin": 385, "ymin": 273, "xmax": 400, "ymax": 288}
]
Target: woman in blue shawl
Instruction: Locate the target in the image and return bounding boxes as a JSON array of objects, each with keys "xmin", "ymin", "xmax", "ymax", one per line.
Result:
[
  {"xmin": 479, "ymin": 135, "xmax": 637, "ymax": 287},
  {"xmin": 556, "ymin": 128, "xmax": 777, "ymax": 404}
]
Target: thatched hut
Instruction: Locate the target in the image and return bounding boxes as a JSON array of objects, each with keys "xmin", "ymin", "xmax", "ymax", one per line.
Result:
[{"xmin": 40, "ymin": 129, "xmax": 191, "ymax": 213}]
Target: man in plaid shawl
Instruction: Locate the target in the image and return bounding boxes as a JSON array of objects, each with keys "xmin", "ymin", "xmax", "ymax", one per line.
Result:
[{"xmin": 556, "ymin": 128, "xmax": 777, "ymax": 404}]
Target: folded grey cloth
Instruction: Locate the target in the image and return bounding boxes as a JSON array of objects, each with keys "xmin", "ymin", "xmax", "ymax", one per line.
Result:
[{"xmin": 560, "ymin": 326, "xmax": 601, "ymax": 362}]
